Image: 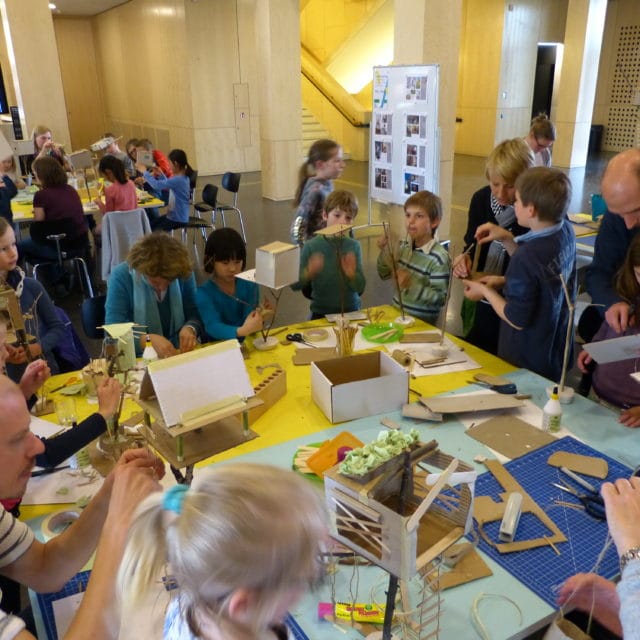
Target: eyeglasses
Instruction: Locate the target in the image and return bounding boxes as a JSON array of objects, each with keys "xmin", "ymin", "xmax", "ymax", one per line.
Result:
[{"xmin": 534, "ymin": 136, "xmax": 553, "ymax": 150}]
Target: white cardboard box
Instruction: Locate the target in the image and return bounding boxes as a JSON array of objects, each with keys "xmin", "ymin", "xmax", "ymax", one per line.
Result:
[
  {"xmin": 255, "ymin": 241, "xmax": 300, "ymax": 289},
  {"xmin": 311, "ymin": 351, "xmax": 409, "ymax": 423}
]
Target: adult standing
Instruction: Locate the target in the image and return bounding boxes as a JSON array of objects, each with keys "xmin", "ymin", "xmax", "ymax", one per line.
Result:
[
  {"xmin": 585, "ymin": 148, "xmax": 640, "ymax": 333},
  {"xmin": 523, "ymin": 113, "xmax": 556, "ymax": 167}
]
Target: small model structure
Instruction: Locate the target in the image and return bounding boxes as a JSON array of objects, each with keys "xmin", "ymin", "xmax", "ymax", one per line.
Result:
[{"xmin": 324, "ymin": 434, "xmax": 476, "ymax": 638}]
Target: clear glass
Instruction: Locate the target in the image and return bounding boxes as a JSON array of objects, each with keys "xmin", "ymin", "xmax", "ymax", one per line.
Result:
[{"xmin": 54, "ymin": 397, "xmax": 77, "ymax": 427}]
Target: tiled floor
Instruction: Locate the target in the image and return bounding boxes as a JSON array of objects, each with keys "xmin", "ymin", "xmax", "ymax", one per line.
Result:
[{"xmin": 59, "ymin": 151, "xmax": 612, "ymax": 360}]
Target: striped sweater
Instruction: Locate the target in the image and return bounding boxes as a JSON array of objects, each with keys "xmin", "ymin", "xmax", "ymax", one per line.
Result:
[{"xmin": 377, "ymin": 238, "xmax": 450, "ymax": 325}]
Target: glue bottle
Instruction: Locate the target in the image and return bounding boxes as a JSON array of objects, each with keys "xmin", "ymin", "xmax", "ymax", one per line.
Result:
[
  {"xmin": 542, "ymin": 386, "xmax": 562, "ymax": 433},
  {"xmin": 142, "ymin": 335, "xmax": 158, "ymax": 365}
]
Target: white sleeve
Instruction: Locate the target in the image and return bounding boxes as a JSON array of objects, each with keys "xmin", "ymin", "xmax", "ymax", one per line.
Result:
[{"xmin": 0, "ymin": 610, "xmax": 26, "ymax": 639}]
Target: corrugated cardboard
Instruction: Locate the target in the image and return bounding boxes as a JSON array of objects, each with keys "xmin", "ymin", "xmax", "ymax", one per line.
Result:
[{"xmin": 311, "ymin": 351, "xmax": 408, "ymax": 423}]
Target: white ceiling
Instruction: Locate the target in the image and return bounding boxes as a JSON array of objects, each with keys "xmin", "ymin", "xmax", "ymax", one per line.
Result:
[{"xmin": 50, "ymin": 0, "xmax": 130, "ymax": 17}]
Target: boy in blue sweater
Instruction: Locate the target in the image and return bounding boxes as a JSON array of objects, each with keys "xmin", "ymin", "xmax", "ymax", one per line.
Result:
[
  {"xmin": 463, "ymin": 167, "xmax": 576, "ymax": 381},
  {"xmin": 293, "ymin": 190, "xmax": 365, "ymax": 319}
]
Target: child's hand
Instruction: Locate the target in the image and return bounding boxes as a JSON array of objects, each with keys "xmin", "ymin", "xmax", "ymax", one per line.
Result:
[
  {"xmin": 396, "ymin": 269, "xmax": 411, "ymax": 290},
  {"xmin": 475, "ymin": 222, "xmax": 512, "ymax": 245},
  {"xmin": 477, "ymin": 275, "xmax": 505, "ymax": 289},
  {"xmin": 135, "ymin": 162, "xmax": 148, "ymax": 174},
  {"xmin": 134, "ymin": 176, "xmax": 145, "ymax": 186},
  {"xmin": 462, "ymin": 279, "xmax": 486, "ymax": 301},
  {"xmin": 377, "ymin": 235, "xmax": 388, "ymax": 250},
  {"xmin": 341, "ymin": 252, "xmax": 356, "ymax": 279},
  {"xmin": 452, "ymin": 253, "xmax": 471, "ymax": 278},
  {"xmin": 577, "ymin": 350, "xmax": 593, "ymax": 373},
  {"xmin": 619, "ymin": 407, "xmax": 640, "ymax": 428},
  {"xmin": 605, "ymin": 301, "xmax": 633, "ymax": 334},
  {"xmin": 239, "ymin": 310, "xmax": 263, "ymax": 337},
  {"xmin": 305, "ymin": 253, "xmax": 324, "ymax": 280}
]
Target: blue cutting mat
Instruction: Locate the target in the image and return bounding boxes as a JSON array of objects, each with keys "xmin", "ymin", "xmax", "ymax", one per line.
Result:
[
  {"xmin": 35, "ymin": 570, "xmax": 90, "ymax": 640},
  {"xmin": 472, "ymin": 436, "xmax": 632, "ymax": 608}
]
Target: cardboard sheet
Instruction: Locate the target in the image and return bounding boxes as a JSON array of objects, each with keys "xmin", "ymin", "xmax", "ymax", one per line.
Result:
[
  {"xmin": 466, "ymin": 415, "xmax": 556, "ymax": 460},
  {"xmin": 547, "ymin": 451, "xmax": 608, "ymax": 479},
  {"xmin": 421, "ymin": 392, "xmax": 523, "ymax": 414},
  {"xmin": 583, "ymin": 334, "xmax": 640, "ymax": 364}
]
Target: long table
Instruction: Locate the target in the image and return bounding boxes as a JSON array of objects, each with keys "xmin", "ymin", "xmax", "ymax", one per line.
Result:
[{"xmin": 25, "ymin": 308, "xmax": 638, "ymax": 639}]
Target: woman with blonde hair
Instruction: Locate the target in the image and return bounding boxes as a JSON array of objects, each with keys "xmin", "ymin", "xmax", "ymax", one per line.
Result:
[
  {"xmin": 27, "ymin": 124, "xmax": 71, "ymax": 174},
  {"xmin": 453, "ymin": 138, "xmax": 534, "ymax": 353},
  {"xmin": 118, "ymin": 463, "xmax": 328, "ymax": 640},
  {"xmin": 105, "ymin": 233, "xmax": 202, "ymax": 357}
]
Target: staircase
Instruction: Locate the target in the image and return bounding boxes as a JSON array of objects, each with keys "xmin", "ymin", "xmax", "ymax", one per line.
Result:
[{"xmin": 302, "ymin": 107, "xmax": 330, "ymax": 157}]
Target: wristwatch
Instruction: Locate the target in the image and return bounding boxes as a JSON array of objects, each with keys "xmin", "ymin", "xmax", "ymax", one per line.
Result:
[{"xmin": 619, "ymin": 546, "xmax": 640, "ymax": 572}]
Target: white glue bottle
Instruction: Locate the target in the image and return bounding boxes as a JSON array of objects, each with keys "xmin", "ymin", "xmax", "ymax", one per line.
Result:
[
  {"xmin": 142, "ymin": 335, "xmax": 158, "ymax": 365},
  {"xmin": 542, "ymin": 386, "xmax": 562, "ymax": 433}
]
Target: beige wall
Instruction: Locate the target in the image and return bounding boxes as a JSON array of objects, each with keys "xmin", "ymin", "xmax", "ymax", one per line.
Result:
[
  {"xmin": 593, "ymin": 0, "xmax": 640, "ymax": 151},
  {"xmin": 456, "ymin": 0, "xmax": 569, "ymax": 158},
  {"xmin": 53, "ymin": 17, "xmax": 105, "ymax": 150}
]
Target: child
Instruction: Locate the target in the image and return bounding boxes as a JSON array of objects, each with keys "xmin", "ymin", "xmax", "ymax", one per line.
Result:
[
  {"xmin": 377, "ymin": 190, "xmax": 450, "ymax": 325},
  {"xmin": 94, "ymin": 155, "xmax": 138, "ymax": 215},
  {"xmin": 453, "ymin": 138, "xmax": 534, "ymax": 353},
  {"xmin": 462, "ymin": 167, "xmax": 576, "ymax": 382},
  {"xmin": 0, "ymin": 157, "xmax": 18, "ymax": 224},
  {"xmin": 103, "ymin": 132, "xmax": 135, "ymax": 177},
  {"xmin": 578, "ymin": 234, "xmax": 640, "ymax": 427},
  {"xmin": 290, "ymin": 139, "xmax": 344, "ymax": 246},
  {"xmin": 196, "ymin": 228, "xmax": 268, "ymax": 341},
  {"xmin": 293, "ymin": 190, "xmax": 365, "ymax": 319},
  {"xmin": 136, "ymin": 137, "xmax": 173, "ymax": 177},
  {"xmin": 117, "ymin": 463, "xmax": 328, "ymax": 640},
  {"xmin": 27, "ymin": 124, "xmax": 72, "ymax": 174},
  {"xmin": 136, "ymin": 148, "xmax": 193, "ymax": 231},
  {"xmin": 0, "ymin": 155, "xmax": 25, "ymax": 190},
  {"xmin": 0, "ymin": 217, "xmax": 66, "ymax": 375}
]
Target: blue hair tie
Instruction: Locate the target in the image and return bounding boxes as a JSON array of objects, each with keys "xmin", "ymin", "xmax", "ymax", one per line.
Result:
[{"xmin": 163, "ymin": 484, "xmax": 189, "ymax": 515}]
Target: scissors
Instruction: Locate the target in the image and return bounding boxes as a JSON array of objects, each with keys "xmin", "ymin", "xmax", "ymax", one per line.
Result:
[
  {"xmin": 551, "ymin": 482, "xmax": 606, "ymax": 521},
  {"xmin": 286, "ymin": 333, "xmax": 317, "ymax": 348}
]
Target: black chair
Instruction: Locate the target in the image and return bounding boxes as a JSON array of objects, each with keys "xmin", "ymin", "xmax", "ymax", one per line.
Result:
[
  {"xmin": 27, "ymin": 223, "xmax": 94, "ymax": 297},
  {"xmin": 193, "ymin": 183, "xmax": 219, "ymax": 239},
  {"xmin": 215, "ymin": 172, "xmax": 246, "ymax": 241},
  {"xmin": 81, "ymin": 294, "xmax": 106, "ymax": 340}
]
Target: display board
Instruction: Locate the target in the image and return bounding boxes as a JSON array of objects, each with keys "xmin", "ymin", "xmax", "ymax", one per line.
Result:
[{"xmin": 369, "ymin": 64, "xmax": 440, "ymax": 205}]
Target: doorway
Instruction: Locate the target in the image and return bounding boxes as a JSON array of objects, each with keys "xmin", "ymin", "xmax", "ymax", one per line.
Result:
[{"xmin": 531, "ymin": 44, "xmax": 557, "ymax": 118}]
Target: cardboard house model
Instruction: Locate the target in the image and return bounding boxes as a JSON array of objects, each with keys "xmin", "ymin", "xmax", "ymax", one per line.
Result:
[
  {"xmin": 324, "ymin": 440, "xmax": 476, "ymax": 581},
  {"xmin": 254, "ymin": 241, "xmax": 300, "ymax": 289},
  {"xmin": 137, "ymin": 340, "xmax": 261, "ymax": 468}
]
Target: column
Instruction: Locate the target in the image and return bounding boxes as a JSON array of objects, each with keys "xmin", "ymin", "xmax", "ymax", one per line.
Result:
[
  {"xmin": 393, "ymin": 0, "xmax": 463, "ymax": 239},
  {"xmin": 552, "ymin": 0, "xmax": 607, "ymax": 168},
  {"xmin": 254, "ymin": 0, "xmax": 302, "ymax": 201},
  {"xmin": 0, "ymin": 0, "xmax": 70, "ymax": 145}
]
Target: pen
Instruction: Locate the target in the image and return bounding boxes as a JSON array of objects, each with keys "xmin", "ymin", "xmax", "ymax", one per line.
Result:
[{"xmin": 31, "ymin": 465, "xmax": 71, "ymax": 478}]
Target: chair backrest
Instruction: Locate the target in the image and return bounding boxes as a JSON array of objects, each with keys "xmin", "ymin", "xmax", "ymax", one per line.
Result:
[
  {"xmin": 81, "ymin": 295, "xmax": 106, "ymax": 340},
  {"xmin": 189, "ymin": 170, "xmax": 198, "ymax": 202},
  {"xmin": 201, "ymin": 183, "xmax": 218, "ymax": 208},
  {"xmin": 101, "ymin": 208, "xmax": 151, "ymax": 281},
  {"xmin": 221, "ymin": 172, "xmax": 241, "ymax": 195}
]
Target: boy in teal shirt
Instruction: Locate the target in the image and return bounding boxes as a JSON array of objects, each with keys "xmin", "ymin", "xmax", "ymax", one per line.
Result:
[
  {"xmin": 293, "ymin": 190, "xmax": 365, "ymax": 319},
  {"xmin": 377, "ymin": 190, "xmax": 451, "ymax": 324}
]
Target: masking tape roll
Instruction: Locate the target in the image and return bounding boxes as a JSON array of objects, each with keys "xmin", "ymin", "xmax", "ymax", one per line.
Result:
[
  {"xmin": 303, "ymin": 328, "xmax": 329, "ymax": 342},
  {"xmin": 391, "ymin": 349, "xmax": 412, "ymax": 367},
  {"xmin": 41, "ymin": 509, "xmax": 81, "ymax": 541}
]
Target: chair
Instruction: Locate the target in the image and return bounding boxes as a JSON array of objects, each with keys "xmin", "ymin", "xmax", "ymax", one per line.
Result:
[
  {"xmin": 81, "ymin": 294, "xmax": 106, "ymax": 340},
  {"xmin": 101, "ymin": 208, "xmax": 151, "ymax": 281},
  {"xmin": 215, "ymin": 172, "xmax": 246, "ymax": 242},
  {"xmin": 192, "ymin": 183, "xmax": 219, "ymax": 242},
  {"xmin": 27, "ymin": 224, "xmax": 94, "ymax": 298}
]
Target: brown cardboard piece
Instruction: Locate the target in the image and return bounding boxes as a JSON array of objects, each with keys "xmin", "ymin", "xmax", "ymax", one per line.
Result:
[
  {"xmin": 466, "ymin": 415, "xmax": 555, "ymax": 459},
  {"xmin": 399, "ymin": 332, "xmax": 441, "ymax": 343},
  {"xmin": 421, "ymin": 393, "xmax": 523, "ymax": 414},
  {"xmin": 547, "ymin": 451, "xmax": 609, "ymax": 479},
  {"xmin": 474, "ymin": 459, "xmax": 567, "ymax": 553},
  {"xmin": 292, "ymin": 347, "xmax": 337, "ymax": 365},
  {"xmin": 422, "ymin": 544, "xmax": 493, "ymax": 590}
]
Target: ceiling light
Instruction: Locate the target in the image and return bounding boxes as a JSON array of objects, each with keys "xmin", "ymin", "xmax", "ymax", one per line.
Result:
[{"xmin": 48, "ymin": 3, "xmax": 57, "ymax": 9}]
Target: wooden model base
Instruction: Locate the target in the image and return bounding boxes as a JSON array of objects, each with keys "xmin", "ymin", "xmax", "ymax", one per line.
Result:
[{"xmin": 141, "ymin": 414, "xmax": 258, "ymax": 469}]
